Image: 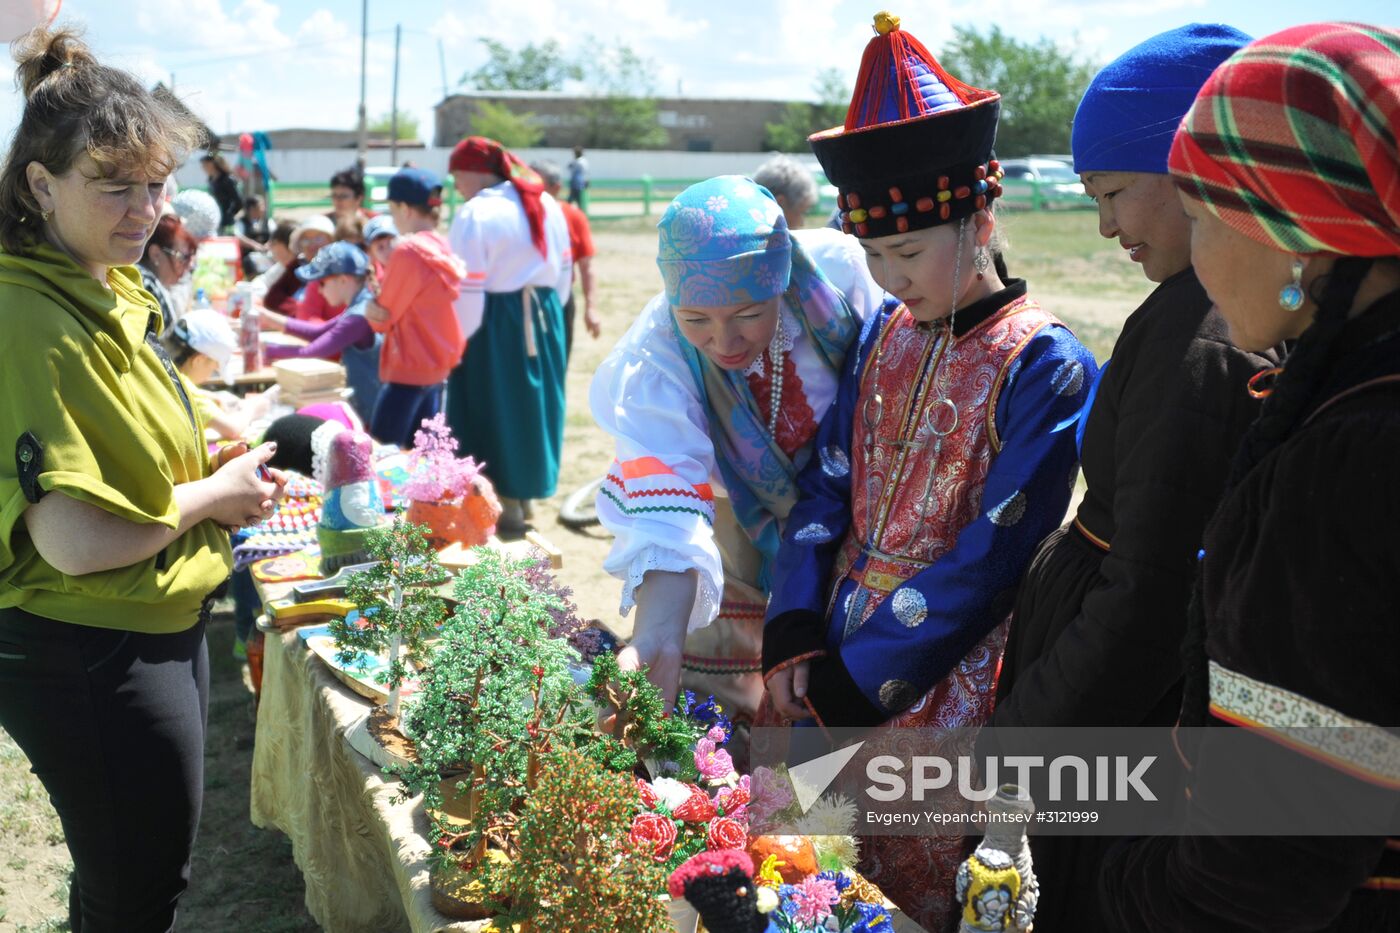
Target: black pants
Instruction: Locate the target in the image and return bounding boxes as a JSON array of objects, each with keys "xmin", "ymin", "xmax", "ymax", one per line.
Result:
[{"xmin": 0, "ymin": 606, "xmax": 210, "ymax": 933}]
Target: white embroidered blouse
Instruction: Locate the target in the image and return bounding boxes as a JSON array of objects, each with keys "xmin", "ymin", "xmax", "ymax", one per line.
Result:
[{"xmin": 589, "ymin": 227, "xmax": 884, "ymax": 631}]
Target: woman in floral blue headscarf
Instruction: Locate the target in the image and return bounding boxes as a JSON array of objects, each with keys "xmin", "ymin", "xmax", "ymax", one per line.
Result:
[{"xmin": 590, "ymin": 175, "xmax": 882, "ymax": 723}]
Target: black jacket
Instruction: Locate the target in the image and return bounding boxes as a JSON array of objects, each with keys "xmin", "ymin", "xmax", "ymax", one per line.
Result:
[
  {"xmin": 1101, "ymin": 288, "xmax": 1400, "ymax": 931},
  {"xmin": 994, "ymin": 269, "xmax": 1275, "ymax": 729}
]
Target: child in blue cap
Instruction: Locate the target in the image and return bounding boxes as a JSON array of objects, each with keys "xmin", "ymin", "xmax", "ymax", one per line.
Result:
[
  {"xmin": 988, "ymin": 24, "xmax": 1280, "ymax": 933},
  {"xmin": 263, "ymin": 240, "xmax": 383, "ymax": 426}
]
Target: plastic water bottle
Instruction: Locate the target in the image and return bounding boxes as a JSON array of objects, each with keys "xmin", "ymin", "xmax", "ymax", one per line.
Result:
[
  {"xmin": 194, "ymin": 288, "xmax": 212, "ymax": 311},
  {"xmin": 240, "ymin": 299, "xmax": 262, "ymax": 374}
]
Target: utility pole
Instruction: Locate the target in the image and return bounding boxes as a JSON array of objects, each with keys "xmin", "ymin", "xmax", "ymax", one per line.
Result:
[
  {"xmin": 356, "ymin": 0, "xmax": 368, "ymax": 168},
  {"xmin": 390, "ymin": 24, "xmax": 401, "ymax": 165},
  {"xmin": 438, "ymin": 37, "xmax": 448, "ymax": 100}
]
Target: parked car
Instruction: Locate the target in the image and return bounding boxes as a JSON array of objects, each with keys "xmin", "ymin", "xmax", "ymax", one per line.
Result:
[
  {"xmin": 794, "ymin": 156, "xmax": 841, "ymax": 217},
  {"xmin": 997, "ymin": 157, "xmax": 1086, "ymax": 209},
  {"xmin": 362, "ymin": 166, "xmax": 399, "ymax": 207}
]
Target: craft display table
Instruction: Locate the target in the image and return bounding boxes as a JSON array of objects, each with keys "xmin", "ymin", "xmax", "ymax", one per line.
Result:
[
  {"xmin": 247, "ymin": 550, "xmax": 922, "ymax": 933},
  {"xmin": 245, "ymin": 535, "xmax": 559, "ymax": 933},
  {"xmin": 250, "ymin": 614, "xmax": 481, "ymax": 933}
]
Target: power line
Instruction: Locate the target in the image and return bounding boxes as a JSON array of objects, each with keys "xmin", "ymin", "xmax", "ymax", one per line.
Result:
[{"xmin": 106, "ymin": 29, "xmax": 399, "ymax": 72}]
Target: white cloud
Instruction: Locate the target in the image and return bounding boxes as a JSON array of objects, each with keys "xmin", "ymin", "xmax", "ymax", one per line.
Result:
[
  {"xmin": 460, "ymin": 0, "xmax": 707, "ymax": 52},
  {"xmin": 132, "ymin": 0, "xmax": 291, "ymax": 50},
  {"xmin": 293, "ymin": 7, "xmax": 349, "ymax": 44},
  {"xmin": 432, "ymin": 10, "xmax": 470, "ymax": 50}
]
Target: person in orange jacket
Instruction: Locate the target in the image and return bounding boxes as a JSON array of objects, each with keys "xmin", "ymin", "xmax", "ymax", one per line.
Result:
[{"xmin": 364, "ymin": 167, "xmax": 466, "ymax": 447}]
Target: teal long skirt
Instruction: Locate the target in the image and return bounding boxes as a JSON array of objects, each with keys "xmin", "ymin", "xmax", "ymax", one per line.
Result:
[{"xmin": 446, "ymin": 287, "xmax": 566, "ymax": 501}]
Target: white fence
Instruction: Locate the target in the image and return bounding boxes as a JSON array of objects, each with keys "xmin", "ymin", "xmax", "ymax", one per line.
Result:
[{"xmin": 174, "ymin": 147, "xmax": 785, "ymax": 190}]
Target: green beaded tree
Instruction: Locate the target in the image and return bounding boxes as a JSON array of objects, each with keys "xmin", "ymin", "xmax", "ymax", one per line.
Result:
[
  {"xmin": 586, "ymin": 650, "xmax": 705, "ymax": 782},
  {"xmin": 400, "ymin": 549, "xmax": 598, "ymax": 869},
  {"xmin": 330, "ymin": 515, "xmax": 448, "ymax": 719}
]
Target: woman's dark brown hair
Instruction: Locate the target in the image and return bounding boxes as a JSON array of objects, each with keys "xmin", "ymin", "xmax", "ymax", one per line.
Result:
[{"xmin": 0, "ymin": 25, "xmax": 202, "ymax": 253}]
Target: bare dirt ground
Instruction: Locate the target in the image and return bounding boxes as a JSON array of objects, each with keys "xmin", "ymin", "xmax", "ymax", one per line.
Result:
[{"xmin": 0, "ymin": 209, "xmax": 1148, "ymax": 932}]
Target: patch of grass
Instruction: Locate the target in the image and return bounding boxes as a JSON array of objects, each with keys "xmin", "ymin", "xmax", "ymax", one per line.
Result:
[
  {"xmin": 1002, "ymin": 209, "xmax": 1146, "ymax": 298},
  {"xmin": 15, "ymin": 919, "xmax": 69, "ymax": 933},
  {"xmin": 0, "ymin": 736, "xmax": 49, "ymax": 842}
]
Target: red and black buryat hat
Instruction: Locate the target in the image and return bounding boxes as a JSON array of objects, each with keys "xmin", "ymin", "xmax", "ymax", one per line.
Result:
[{"xmin": 811, "ymin": 11, "xmax": 1004, "ymax": 239}]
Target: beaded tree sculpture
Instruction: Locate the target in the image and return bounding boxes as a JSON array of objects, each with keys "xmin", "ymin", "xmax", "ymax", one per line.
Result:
[
  {"xmin": 401, "ymin": 547, "xmax": 723, "ymax": 921},
  {"xmin": 400, "ymin": 550, "xmax": 591, "ymax": 851},
  {"xmin": 330, "ymin": 515, "xmax": 448, "ymax": 720},
  {"xmin": 401, "ymin": 413, "xmax": 501, "ymax": 548},
  {"xmin": 499, "ymin": 749, "xmax": 671, "ymax": 933},
  {"xmin": 586, "ymin": 650, "xmax": 707, "ymax": 781}
]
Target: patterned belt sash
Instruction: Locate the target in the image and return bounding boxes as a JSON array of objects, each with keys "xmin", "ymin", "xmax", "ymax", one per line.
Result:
[{"xmin": 834, "ymin": 537, "xmax": 933, "ymax": 597}]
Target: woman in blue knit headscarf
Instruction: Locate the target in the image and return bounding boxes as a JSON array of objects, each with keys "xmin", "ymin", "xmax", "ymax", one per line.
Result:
[
  {"xmin": 589, "ymin": 175, "xmax": 882, "ymax": 724},
  {"xmin": 987, "ymin": 24, "xmax": 1280, "ymax": 933}
]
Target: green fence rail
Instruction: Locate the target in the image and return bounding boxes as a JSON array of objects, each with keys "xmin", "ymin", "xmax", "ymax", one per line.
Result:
[
  {"xmin": 265, "ymin": 174, "xmax": 1090, "ymax": 225},
  {"xmin": 265, "ymin": 182, "xmax": 466, "ymax": 220}
]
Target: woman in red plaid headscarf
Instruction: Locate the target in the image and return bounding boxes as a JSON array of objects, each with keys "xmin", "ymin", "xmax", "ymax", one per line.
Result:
[{"xmin": 1102, "ymin": 23, "xmax": 1400, "ymax": 931}]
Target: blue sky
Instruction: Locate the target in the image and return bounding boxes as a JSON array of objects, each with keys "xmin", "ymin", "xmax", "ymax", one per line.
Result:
[{"xmin": 0, "ymin": 1, "xmax": 1395, "ymax": 145}]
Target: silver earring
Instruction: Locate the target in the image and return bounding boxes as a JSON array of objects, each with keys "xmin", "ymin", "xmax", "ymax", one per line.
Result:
[
  {"xmin": 1278, "ymin": 257, "xmax": 1305, "ymax": 311},
  {"xmin": 973, "ymin": 245, "xmax": 990, "ymax": 280},
  {"xmin": 40, "ymin": 209, "xmax": 50, "ymax": 223}
]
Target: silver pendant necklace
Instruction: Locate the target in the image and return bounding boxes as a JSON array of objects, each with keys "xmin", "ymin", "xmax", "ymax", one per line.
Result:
[{"xmin": 862, "ymin": 218, "xmax": 967, "ymax": 548}]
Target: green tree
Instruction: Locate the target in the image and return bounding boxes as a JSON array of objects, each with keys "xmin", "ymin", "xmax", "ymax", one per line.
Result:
[
  {"xmin": 577, "ymin": 40, "xmax": 667, "ymax": 150},
  {"xmin": 367, "ymin": 109, "xmax": 420, "ymax": 140},
  {"xmin": 464, "ymin": 38, "xmax": 582, "ymax": 91},
  {"xmin": 939, "ymin": 25, "xmax": 1095, "ymax": 157},
  {"xmin": 469, "ymin": 100, "xmax": 543, "ymax": 149},
  {"xmin": 763, "ymin": 67, "xmax": 850, "ymax": 153}
]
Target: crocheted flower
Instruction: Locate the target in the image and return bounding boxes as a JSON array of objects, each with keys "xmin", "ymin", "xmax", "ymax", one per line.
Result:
[
  {"xmin": 749, "ymin": 766, "xmax": 795, "ymax": 828},
  {"xmin": 688, "ymin": 696, "xmax": 734, "ymax": 742},
  {"xmin": 811, "ymin": 834, "xmax": 860, "ymax": 871},
  {"xmin": 795, "ymin": 793, "xmax": 857, "ymax": 837},
  {"xmin": 716, "ymin": 774, "xmax": 751, "ymax": 816},
  {"xmin": 651, "ymin": 777, "xmax": 694, "ymax": 813},
  {"xmin": 705, "ymin": 816, "xmax": 748, "ymax": 852},
  {"xmin": 629, "ymin": 812, "xmax": 679, "ymax": 862},
  {"xmin": 694, "ymin": 737, "xmax": 735, "ymax": 781},
  {"xmin": 672, "ymin": 784, "xmax": 718, "ymax": 823},
  {"xmin": 849, "ymin": 900, "xmax": 897, "ymax": 933},
  {"xmin": 789, "ymin": 875, "xmax": 840, "ymax": 926},
  {"xmin": 636, "ymin": 777, "xmax": 659, "ymax": 811}
]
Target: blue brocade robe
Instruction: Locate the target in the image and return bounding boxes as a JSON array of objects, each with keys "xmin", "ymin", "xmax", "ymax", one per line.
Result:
[{"xmin": 763, "ymin": 282, "xmax": 1097, "ymax": 728}]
